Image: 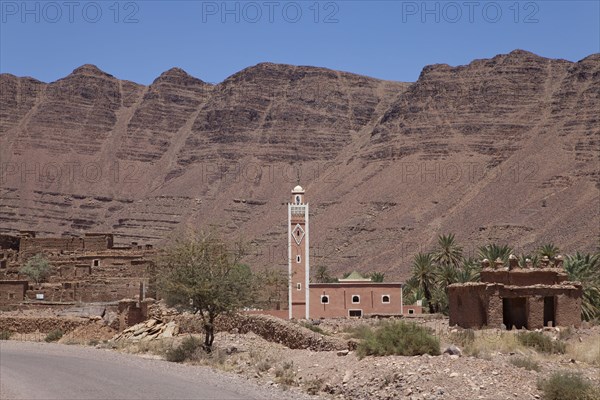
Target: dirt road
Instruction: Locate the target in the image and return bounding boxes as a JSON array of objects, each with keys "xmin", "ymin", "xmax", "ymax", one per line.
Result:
[{"xmin": 0, "ymin": 341, "xmax": 313, "ymax": 400}]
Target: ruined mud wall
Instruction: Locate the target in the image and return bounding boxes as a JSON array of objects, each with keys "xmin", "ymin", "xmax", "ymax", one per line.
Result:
[
  {"xmin": 448, "ymin": 284, "xmax": 488, "ymax": 328},
  {"xmin": 480, "ymin": 269, "xmax": 569, "ymax": 286},
  {"xmin": 20, "ymin": 237, "xmax": 85, "ymax": 257}
]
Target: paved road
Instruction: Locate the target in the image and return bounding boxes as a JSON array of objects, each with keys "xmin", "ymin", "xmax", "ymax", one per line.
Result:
[{"xmin": 0, "ymin": 341, "xmax": 311, "ymax": 400}]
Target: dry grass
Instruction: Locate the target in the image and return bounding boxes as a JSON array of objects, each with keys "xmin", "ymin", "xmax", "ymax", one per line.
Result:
[
  {"xmin": 509, "ymin": 356, "xmax": 541, "ymax": 371},
  {"xmin": 461, "ymin": 330, "xmax": 523, "ymax": 357},
  {"xmin": 567, "ymin": 336, "xmax": 600, "ymax": 366}
]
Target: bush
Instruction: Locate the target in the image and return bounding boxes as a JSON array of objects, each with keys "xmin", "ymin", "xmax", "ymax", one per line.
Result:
[
  {"xmin": 517, "ymin": 332, "xmax": 566, "ymax": 354},
  {"xmin": 356, "ymin": 321, "xmax": 440, "ymax": 358},
  {"xmin": 164, "ymin": 336, "xmax": 204, "ymax": 363},
  {"xmin": 20, "ymin": 254, "xmax": 52, "ymax": 285},
  {"xmin": 298, "ymin": 321, "xmax": 328, "ymax": 335},
  {"xmin": 44, "ymin": 330, "xmax": 63, "ymax": 342},
  {"xmin": 344, "ymin": 323, "xmax": 380, "ymax": 340},
  {"xmin": 509, "ymin": 356, "xmax": 540, "ymax": 371},
  {"xmin": 538, "ymin": 371, "xmax": 600, "ymax": 400},
  {"xmin": 0, "ymin": 331, "xmax": 11, "ymax": 340}
]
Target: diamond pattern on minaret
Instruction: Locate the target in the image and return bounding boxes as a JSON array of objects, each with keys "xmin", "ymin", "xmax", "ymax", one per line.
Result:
[{"xmin": 292, "ymin": 224, "xmax": 305, "ymax": 245}]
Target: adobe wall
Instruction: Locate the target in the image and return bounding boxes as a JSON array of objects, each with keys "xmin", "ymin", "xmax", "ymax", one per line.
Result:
[
  {"xmin": 480, "ymin": 269, "xmax": 568, "ymax": 286},
  {"xmin": 308, "ymin": 283, "xmax": 402, "ymax": 319},
  {"xmin": 448, "ymin": 284, "xmax": 488, "ymax": 328},
  {"xmin": 20, "ymin": 237, "xmax": 85, "ymax": 257},
  {"xmin": 83, "ymin": 234, "xmax": 113, "ymax": 251},
  {"xmin": 527, "ymin": 296, "xmax": 545, "ymax": 329},
  {"xmin": 556, "ymin": 293, "xmax": 582, "ymax": 327},
  {"xmin": 0, "ymin": 281, "xmax": 28, "ymax": 307}
]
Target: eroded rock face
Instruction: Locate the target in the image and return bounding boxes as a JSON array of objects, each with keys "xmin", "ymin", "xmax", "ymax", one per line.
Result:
[{"xmin": 0, "ymin": 51, "xmax": 598, "ymax": 280}]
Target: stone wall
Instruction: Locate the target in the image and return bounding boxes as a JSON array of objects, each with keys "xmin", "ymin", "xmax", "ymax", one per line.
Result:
[
  {"xmin": 147, "ymin": 306, "xmax": 350, "ymax": 351},
  {"xmin": 0, "ymin": 316, "xmax": 90, "ymax": 333}
]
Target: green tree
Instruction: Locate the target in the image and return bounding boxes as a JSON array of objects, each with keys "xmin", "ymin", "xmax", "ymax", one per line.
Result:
[
  {"xmin": 157, "ymin": 232, "xmax": 257, "ymax": 351},
  {"xmin": 433, "ymin": 233, "xmax": 463, "ymax": 269},
  {"xmin": 456, "ymin": 257, "xmax": 481, "ymax": 283},
  {"xmin": 314, "ymin": 265, "xmax": 337, "ymax": 283},
  {"xmin": 564, "ymin": 252, "xmax": 600, "ymax": 321},
  {"xmin": 258, "ymin": 267, "xmax": 288, "ymax": 310},
  {"xmin": 538, "ymin": 243, "xmax": 560, "ymax": 259},
  {"xmin": 478, "ymin": 243, "xmax": 513, "ymax": 265},
  {"xmin": 370, "ymin": 272, "xmax": 385, "ymax": 282},
  {"xmin": 411, "ymin": 253, "xmax": 436, "ymax": 313},
  {"xmin": 19, "ymin": 254, "xmax": 52, "ymax": 285}
]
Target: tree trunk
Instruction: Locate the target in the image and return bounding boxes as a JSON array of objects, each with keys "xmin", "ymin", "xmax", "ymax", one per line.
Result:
[{"xmin": 203, "ymin": 317, "xmax": 215, "ymax": 352}]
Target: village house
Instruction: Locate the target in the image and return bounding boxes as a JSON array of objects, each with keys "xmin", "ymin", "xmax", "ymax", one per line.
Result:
[{"xmin": 448, "ymin": 256, "xmax": 582, "ymax": 329}]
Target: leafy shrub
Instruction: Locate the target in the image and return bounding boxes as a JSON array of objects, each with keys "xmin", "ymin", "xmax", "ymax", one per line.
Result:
[
  {"xmin": 20, "ymin": 254, "xmax": 52, "ymax": 285},
  {"xmin": 356, "ymin": 321, "xmax": 440, "ymax": 358},
  {"xmin": 44, "ymin": 330, "xmax": 63, "ymax": 342},
  {"xmin": 538, "ymin": 371, "xmax": 600, "ymax": 400},
  {"xmin": 517, "ymin": 332, "xmax": 566, "ymax": 354},
  {"xmin": 164, "ymin": 335, "xmax": 204, "ymax": 363},
  {"xmin": 509, "ymin": 356, "xmax": 541, "ymax": 371},
  {"xmin": 0, "ymin": 331, "xmax": 11, "ymax": 340},
  {"xmin": 344, "ymin": 323, "xmax": 378, "ymax": 340}
]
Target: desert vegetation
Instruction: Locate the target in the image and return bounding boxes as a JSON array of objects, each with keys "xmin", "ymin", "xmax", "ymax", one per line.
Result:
[
  {"xmin": 349, "ymin": 321, "xmax": 441, "ymax": 358},
  {"xmin": 156, "ymin": 231, "xmax": 258, "ymax": 351},
  {"xmin": 537, "ymin": 371, "xmax": 600, "ymax": 400},
  {"xmin": 19, "ymin": 254, "xmax": 52, "ymax": 286}
]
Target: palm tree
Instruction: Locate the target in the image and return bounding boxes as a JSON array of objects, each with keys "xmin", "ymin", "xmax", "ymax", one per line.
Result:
[
  {"xmin": 435, "ymin": 264, "xmax": 458, "ymax": 291},
  {"xmin": 314, "ymin": 265, "xmax": 334, "ymax": 283},
  {"xmin": 403, "ymin": 284, "xmax": 425, "ymax": 306},
  {"xmin": 518, "ymin": 254, "xmax": 539, "ymax": 268},
  {"xmin": 411, "ymin": 252, "xmax": 436, "ymax": 313},
  {"xmin": 433, "ymin": 234, "xmax": 463, "ymax": 269},
  {"xmin": 478, "ymin": 243, "xmax": 513, "ymax": 265},
  {"xmin": 564, "ymin": 252, "xmax": 600, "ymax": 321},
  {"xmin": 370, "ymin": 272, "xmax": 385, "ymax": 282},
  {"xmin": 538, "ymin": 243, "xmax": 560, "ymax": 259},
  {"xmin": 456, "ymin": 257, "xmax": 481, "ymax": 283}
]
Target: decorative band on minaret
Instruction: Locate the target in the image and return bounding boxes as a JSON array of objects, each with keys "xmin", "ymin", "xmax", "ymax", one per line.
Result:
[{"xmin": 288, "ymin": 185, "xmax": 309, "ymax": 319}]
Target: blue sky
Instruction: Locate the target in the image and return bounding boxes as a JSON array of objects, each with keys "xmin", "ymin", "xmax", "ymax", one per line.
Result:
[{"xmin": 1, "ymin": 1, "xmax": 598, "ymax": 84}]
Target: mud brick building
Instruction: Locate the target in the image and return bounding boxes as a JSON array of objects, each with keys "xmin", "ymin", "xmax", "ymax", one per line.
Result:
[
  {"xmin": 448, "ymin": 256, "xmax": 582, "ymax": 329},
  {"xmin": 0, "ymin": 232, "xmax": 154, "ymax": 308}
]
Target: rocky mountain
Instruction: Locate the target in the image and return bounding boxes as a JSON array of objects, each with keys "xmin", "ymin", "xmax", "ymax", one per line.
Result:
[{"xmin": 1, "ymin": 50, "xmax": 598, "ymax": 280}]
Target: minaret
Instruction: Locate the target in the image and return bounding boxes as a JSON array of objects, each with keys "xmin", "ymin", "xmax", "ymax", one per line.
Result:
[{"xmin": 288, "ymin": 185, "xmax": 310, "ymax": 319}]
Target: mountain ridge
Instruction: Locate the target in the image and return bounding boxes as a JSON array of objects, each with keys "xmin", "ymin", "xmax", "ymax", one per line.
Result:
[{"xmin": 1, "ymin": 50, "xmax": 598, "ymax": 280}]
